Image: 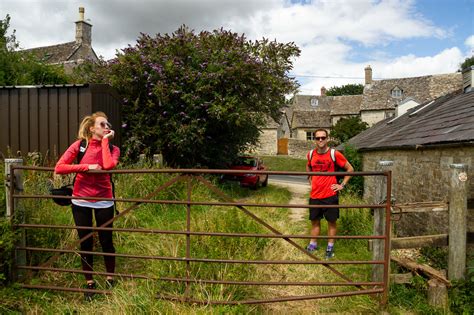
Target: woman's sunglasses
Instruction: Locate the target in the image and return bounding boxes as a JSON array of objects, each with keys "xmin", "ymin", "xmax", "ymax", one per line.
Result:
[{"xmin": 99, "ymin": 121, "xmax": 112, "ymax": 129}]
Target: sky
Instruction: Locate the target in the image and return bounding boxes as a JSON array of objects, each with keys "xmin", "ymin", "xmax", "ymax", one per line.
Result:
[{"xmin": 1, "ymin": 0, "xmax": 473, "ymax": 95}]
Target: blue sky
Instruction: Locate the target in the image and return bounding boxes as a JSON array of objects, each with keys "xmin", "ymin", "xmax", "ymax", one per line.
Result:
[{"xmin": 1, "ymin": 0, "xmax": 473, "ymax": 94}]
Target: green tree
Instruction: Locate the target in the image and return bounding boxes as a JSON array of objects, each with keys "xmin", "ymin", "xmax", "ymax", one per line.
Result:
[
  {"xmin": 86, "ymin": 26, "xmax": 300, "ymax": 167},
  {"xmin": 325, "ymin": 83, "xmax": 364, "ymax": 96},
  {"xmin": 459, "ymin": 55, "xmax": 474, "ymax": 71},
  {"xmin": 0, "ymin": 14, "xmax": 69, "ymax": 85},
  {"xmin": 330, "ymin": 116, "xmax": 368, "ymax": 144}
]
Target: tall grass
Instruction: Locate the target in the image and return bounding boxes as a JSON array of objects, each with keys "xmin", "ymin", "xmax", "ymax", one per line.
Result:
[{"xmin": 0, "ymin": 158, "xmax": 291, "ymax": 313}]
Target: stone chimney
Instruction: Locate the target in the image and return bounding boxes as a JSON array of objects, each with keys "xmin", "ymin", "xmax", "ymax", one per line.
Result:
[
  {"xmin": 321, "ymin": 86, "xmax": 327, "ymax": 96},
  {"xmin": 364, "ymin": 65, "xmax": 372, "ymax": 85},
  {"xmin": 75, "ymin": 7, "xmax": 92, "ymax": 46},
  {"xmin": 462, "ymin": 66, "xmax": 473, "ymax": 93}
]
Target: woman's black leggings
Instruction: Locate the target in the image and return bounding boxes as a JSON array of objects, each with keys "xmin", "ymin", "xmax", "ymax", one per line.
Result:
[{"xmin": 72, "ymin": 204, "xmax": 115, "ymax": 281}]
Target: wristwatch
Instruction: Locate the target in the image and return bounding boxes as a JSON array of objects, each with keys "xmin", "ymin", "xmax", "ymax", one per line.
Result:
[{"xmin": 340, "ymin": 182, "xmax": 345, "ymax": 188}]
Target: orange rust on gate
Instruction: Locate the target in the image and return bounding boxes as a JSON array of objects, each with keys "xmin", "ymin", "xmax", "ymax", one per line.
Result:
[{"xmin": 8, "ymin": 165, "xmax": 391, "ymax": 305}]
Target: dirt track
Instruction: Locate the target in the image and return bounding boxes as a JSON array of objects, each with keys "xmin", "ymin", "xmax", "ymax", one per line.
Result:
[{"xmin": 270, "ymin": 179, "xmax": 310, "ymax": 222}]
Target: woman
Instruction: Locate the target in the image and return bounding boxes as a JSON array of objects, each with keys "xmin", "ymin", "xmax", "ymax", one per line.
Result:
[{"xmin": 55, "ymin": 111, "xmax": 120, "ymax": 299}]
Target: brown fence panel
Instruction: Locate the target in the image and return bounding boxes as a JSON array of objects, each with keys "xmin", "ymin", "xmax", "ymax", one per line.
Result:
[{"xmin": 0, "ymin": 84, "xmax": 122, "ymax": 159}]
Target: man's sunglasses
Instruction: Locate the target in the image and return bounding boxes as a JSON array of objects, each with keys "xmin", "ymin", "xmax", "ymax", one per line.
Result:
[
  {"xmin": 99, "ymin": 121, "xmax": 112, "ymax": 129},
  {"xmin": 315, "ymin": 136, "xmax": 327, "ymax": 141}
]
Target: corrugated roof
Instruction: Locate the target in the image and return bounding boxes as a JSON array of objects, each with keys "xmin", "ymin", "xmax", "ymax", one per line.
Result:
[{"xmin": 348, "ymin": 90, "xmax": 474, "ymax": 150}]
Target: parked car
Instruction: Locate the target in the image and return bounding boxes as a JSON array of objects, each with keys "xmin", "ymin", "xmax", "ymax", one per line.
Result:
[{"xmin": 222, "ymin": 156, "xmax": 269, "ymax": 189}]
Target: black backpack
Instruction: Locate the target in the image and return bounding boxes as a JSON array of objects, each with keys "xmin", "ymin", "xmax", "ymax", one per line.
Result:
[{"xmin": 307, "ymin": 148, "xmax": 345, "ymax": 183}]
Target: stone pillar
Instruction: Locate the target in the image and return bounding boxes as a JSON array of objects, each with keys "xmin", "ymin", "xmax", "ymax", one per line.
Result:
[
  {"xmin": 372, "ymin": 160, "xmax": 393, "ymax": 283},
  {"xmin": 448, "ymin": 163, "xmax": 468, "ymax": 280},
  {"xmin": 4, "ymin": 158, "xmax": 25, "ymax": 281}
]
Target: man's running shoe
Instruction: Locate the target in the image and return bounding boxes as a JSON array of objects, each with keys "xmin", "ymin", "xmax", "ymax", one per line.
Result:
[
  {"xmin": 306, "ymin": 243, "xmax": 318, "ymax": 253},
  {"xmin": 325, "ymin": 247, "xmax": 335, "ymax": 259}
]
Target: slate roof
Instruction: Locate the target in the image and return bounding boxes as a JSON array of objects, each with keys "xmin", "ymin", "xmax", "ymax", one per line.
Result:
[
  {"xmin": 347, "ymin": 90, "xmax": 474, "ymax": 151},
  {"xmin": 361, "ymin": 73, "xmax": 462, "ymax": 111},
  {"xmin": 330, "ymin": 95, "xmax": 363, "ymax": 115},
  {"xmin": 24, "ymin": 42, "xmax": 82, "ymax": 64},
  {"xmin": 262, "ymin": 115, "xmax": 280, "ymax": 129},
  {"xmin": 291, "ymin": 111, "xmax": 331, "ymax": 128}
]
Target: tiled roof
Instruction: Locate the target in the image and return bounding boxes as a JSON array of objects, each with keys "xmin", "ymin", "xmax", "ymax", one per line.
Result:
[
  {"xmin": 292, "ymin": 111, "xmax": 331, "ymax": 128},
  {"xmin": 291, "ymin": 94, "xmax": 332, "ymax": 111},
  {"xmin": 330, "ymin": 95, "xmax": 363, "ymax": 115},
  {"xmin": 24, "ymin": 42, "xmax": 81, "ymax": 64},
  {"xmin": 347, "ymin": 90, "xmax": 474, "ymax": 150},
  {"xmin": 361, "ymin": 73, "xmax": 462, "ymax": 111}
]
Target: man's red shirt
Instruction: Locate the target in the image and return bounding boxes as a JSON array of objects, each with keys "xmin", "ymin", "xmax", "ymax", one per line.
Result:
[{"xmin": 307, "ymin": 149, "xmax": 347, "ymax": 199}]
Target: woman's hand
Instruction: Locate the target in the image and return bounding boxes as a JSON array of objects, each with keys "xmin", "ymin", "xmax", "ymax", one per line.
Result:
[
  {"xmin": 88, "ymin": 164, "xmax": 102, "ymax": 170},
  {"xmin": 104, "ymin": 129, "xmax": 115, "ymax": 139}
]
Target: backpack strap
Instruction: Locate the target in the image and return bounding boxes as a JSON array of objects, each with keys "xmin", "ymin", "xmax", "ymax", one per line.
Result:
[
  {"xmin": 77, "ymin": 139, "xmax": 88, "ymax": 164},
  {"xmin": 330, "ymin": 148, "xmax": 336, "ymax": 164},
  {"xmin": 307, "ymin": 149, "xmax": 315, "ymax": 171}
]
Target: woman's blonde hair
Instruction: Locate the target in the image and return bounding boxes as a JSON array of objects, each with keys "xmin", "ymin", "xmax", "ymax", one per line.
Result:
[{"xmin": 77, "ymin": 111, "xmax": 108, "ymax": 143}]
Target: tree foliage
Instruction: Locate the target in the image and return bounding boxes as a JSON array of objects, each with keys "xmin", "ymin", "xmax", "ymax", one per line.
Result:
[
  {"xmin": 330, "ymin": 116, "xmax": 368, "ymax": 144},
  {"xmin": 325, "ymin": 83, "xmax": 364, "ymax": 96},
  {"xmin": 0, "ymin": 14, "xmax": 69, "ymax": 85},
  {"xmin": 459, "ymin": 55, "xmax": 474, "ymax": 71},
  {"xmin": 85, "ymin": 26, "xmax": 300, "ymax": 167}
]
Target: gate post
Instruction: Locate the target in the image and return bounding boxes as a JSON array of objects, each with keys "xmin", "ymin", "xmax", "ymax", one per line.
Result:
[
  {"xmin": 372, "ymin": 161, "xmax": 393, "ymax": 286},
  {"xmin": 4, "ymin": 158, "xmax": 25, "ymax": 281},
  {"xmin": 448, "ymin": 164, "xmax": 468, "ymax": 280}
]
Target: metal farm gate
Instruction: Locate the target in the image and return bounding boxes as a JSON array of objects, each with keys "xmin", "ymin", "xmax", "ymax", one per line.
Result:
[{"xmin": 6, "ymin": 165, "xmax": 392, "ymax": 305}]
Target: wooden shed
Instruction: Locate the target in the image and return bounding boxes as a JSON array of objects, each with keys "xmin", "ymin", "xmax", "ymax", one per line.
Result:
[{"xmin": 0, "ymin": 84, "xmax": 122, "ymax": 159}]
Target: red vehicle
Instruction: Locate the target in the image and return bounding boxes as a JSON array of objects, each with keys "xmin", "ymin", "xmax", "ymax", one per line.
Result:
[{"xmin": 222, "ymin": 156, "xmax": 269, "ymax": 189}]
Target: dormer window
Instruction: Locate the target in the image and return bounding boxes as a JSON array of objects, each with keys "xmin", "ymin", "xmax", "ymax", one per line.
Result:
[
  {"xmin": 310, "ymin": 98, "xmax": 319, "ymax": 107},
  {"xmin": 391, "ymin": 87, "xmax": 403, "ymax": 98}
]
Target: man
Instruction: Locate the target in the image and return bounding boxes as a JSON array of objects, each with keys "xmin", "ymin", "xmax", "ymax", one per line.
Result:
[{"xmin": 306, "ymin": 129, "xmax": 353, "ymax": 259}]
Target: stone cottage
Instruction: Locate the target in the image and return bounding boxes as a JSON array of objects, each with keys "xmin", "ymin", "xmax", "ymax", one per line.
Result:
[
  {"xmin": 258, "ymin": 67, "xmax": 462, "ymax": 157},
  {"xmin": 347, "ymin": 66, "xmax": 474, "ymax": 236},
  {"xmin": 360, "ymin": 65, "xmax": 462, "ymax": 126},
  {"xmin": 24, "ymin": 7, "xmax": 99, "ymax": 73}
]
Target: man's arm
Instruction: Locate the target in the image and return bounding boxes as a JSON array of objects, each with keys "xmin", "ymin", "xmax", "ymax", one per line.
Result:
[{"xmin": 340, "ymin": 161, "xmax": 354, "ymax": 188}]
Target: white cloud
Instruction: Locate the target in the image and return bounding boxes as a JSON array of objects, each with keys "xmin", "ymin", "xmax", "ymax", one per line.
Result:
[
  {"xmin": 1, "ymin": 0, "xmax": 467, "ymax": 94},
  {"xmin": 465, "ymin": 35, "xmax": 474, "ymax": 51}
]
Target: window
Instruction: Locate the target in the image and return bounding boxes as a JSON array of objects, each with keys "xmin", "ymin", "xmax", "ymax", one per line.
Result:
[
  {"xmin": 306, "ymin": 131, "xmax": 315, "ymax": 140},
  {"xmin": 310, "ymin": 98, "xmax": 319, "ymax": 107},
  {"xmin": 391, "ymin": 87, "xmax": 403, "ymax": 98}
]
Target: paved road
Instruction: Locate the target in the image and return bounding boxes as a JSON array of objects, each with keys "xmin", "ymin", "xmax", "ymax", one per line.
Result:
[{"xmin": 269, "ymin": 174, "xmax": 309, "ymax": 185}]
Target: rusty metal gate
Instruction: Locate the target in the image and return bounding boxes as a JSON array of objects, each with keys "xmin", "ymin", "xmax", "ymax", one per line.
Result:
[{"xmin": 6, "ymin": 165, "xmax": 392, "ymax": 305}]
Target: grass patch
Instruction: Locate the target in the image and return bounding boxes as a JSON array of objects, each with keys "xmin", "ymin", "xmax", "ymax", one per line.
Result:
[{"xmin": 259, "ymin": 155, "xmax": 307, "ymax": 172}]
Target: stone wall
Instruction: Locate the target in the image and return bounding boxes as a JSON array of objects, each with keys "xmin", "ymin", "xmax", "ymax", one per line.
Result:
[
  {"xmin": 255, "ymin": 129, "xmax": 278, "ymax": 155},
  {"xmin": 362, "ymin": 147, "xmax": 473, "ymax": 236},
  {"xmin": 360, "ymin": 110, "xmax": 387, "ymax": 126},
  {"xmin": 288, "ymin": 138, "xmax": 314, "ymax": 158}
]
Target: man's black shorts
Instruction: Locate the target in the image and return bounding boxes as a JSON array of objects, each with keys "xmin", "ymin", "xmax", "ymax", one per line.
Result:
[{"xmin": 309, "ymin": 195, "xmax": 339, "ymax": 222}]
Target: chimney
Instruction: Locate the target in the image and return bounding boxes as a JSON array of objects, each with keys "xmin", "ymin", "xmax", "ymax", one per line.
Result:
[
  {"xmin": 75, "ymin": 7, "xmax": 92, "ymax": 46},
  {"xmin": 462, "ymin": 66, "xmax": 473, "ymax": 93},
  {"xmin": 321, "ymin": 86, "xmax": 327, "ymax": 96},
  {"xmin": 365, "ymin": 65, "xmax": 372, "ymax": 85}
]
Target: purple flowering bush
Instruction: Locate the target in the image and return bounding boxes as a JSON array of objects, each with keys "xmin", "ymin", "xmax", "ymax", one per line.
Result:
[{"xmin": 86, "ymin": 26, "xmax": 300, "ymax": 167}]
